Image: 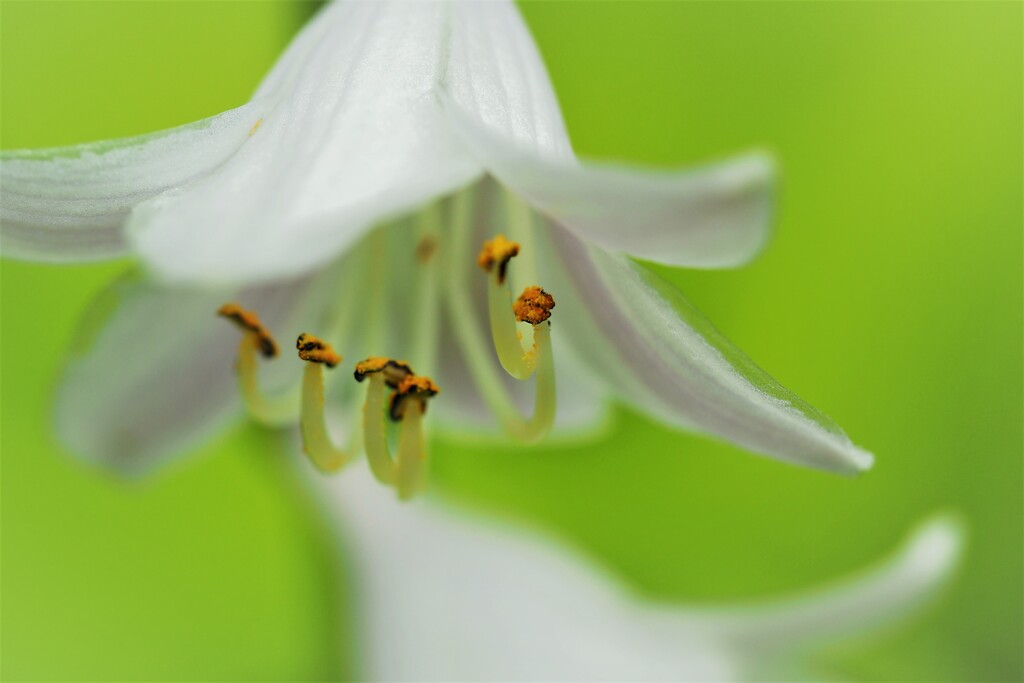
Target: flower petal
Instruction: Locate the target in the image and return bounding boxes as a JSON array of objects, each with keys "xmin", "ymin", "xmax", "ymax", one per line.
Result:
[
  {"xmin": 322, "ymin": 467, "xmax": 737, "ymax": 682},
  {"xmin": 132, "ymin": 0, "xmax": 570, "ymax": 285},
  {"xmin": 716, "ymin": 514, "xmax": 964, "ymax": 656},
  {"xmin": 0, "ymin": 101, "xmax": 266, "ymax": 263},
  {"xmin": 440, "ymin": 94, "xmax": 775, "ymax": 269},
  {"xmin": 539, "ymin": 223, "xmax": 873, "ymax": 474},
  {"xmin": 54, "ymin": 262, "xmax": 353, "ymax": 474},
  {"xmin": 319, "ymin": 466, "xmax": 961, "ymax": 681}
]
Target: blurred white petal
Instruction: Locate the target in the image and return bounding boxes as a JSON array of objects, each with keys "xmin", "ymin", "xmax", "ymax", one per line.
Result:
[
  {"xmin": 54, "ymin": 263, "xmax": 354, "ymax": 474},
  {"xmin": 321, "ymin": 467, "xmax": 961, "ymax": 681}
]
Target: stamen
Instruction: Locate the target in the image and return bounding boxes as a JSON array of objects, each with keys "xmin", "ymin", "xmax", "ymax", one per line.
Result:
[
  {"xmin": 217, "ymin": 303, "xmax": 297, "ymax": 426},
  {"xmin": 358, "ymin": 360, "xmax": 439, "ymax": 499},
  {"xmin": 248, "ymin": 118, "xmax": 263, "ymax": 137},
  {"xmin": 440, "ymin": 198, "xmax": 558, "ymax": 444},
  {"xmin": 477, "ymin": 234, "xmax": 520, "ymax": 285},
  {"xmin": 295, "ymin": 333, "xmax": 352, "ymax": 473}
]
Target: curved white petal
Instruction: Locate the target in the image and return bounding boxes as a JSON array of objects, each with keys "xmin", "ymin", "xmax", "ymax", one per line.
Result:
[
  {"xmin": 132, "ymin": 0, "xmax": 570, "ymax": 285},
  {"xmin": 717, "ymin": 514, "xmax": 964, "ymax": 656},
  {"xmin": 0, "ymin": 101, "xmax": 266, "ymax": 262},
  {"xmin": 323, "ymin": 467, "xmax": 737, "ymax": 682},
  {"xmin": 539, "ymin": 223, "xmax": 873, "ymax": 474},
  {"xmin": 54, "ymin": 262, "xmax": 354, "ymax": 474},
  {"xmin": 319, "ymin": 466, "xmax": 962, "ymax": 681},
  {"xmin": 441, "ymin": 93, "xmax": 775, "ymax": 269}
]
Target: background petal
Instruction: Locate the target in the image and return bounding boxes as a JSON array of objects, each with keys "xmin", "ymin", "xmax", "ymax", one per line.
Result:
[
  {"xmin": 321, "ymin": 466, "xmax": 737, "ymax": 682},
  {"xmin": 54, "ymin": 261, "xmax": 353, "ymax": 475}
]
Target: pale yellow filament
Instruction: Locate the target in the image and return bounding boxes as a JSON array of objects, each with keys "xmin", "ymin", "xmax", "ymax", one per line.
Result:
[
  {"xmin": 445, "ymin": 191, "xmax": 557, "ymax": 444},
  {"xmin": 361, "ymin": 374, "xmax": 429, "ymax": 498},
  {"xmin": 298, "ymin": 362, "xmax": 353, "ymax": 473},
  {"xmin": 236, "ymin": 333, "xmax": 300, "ymax": 427},
  {"xmin": 487, "ymin": 268, "xmax": 537, "ymax": 380},
  {"xmin": 361, "ymin": 374, "xmax": 398, "ymax": 486}
]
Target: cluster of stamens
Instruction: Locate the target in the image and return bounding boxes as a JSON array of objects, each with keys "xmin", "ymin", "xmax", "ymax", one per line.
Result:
[{"xmin": 217, "ymin": 217, "xmax": 559, "ymax": 500}]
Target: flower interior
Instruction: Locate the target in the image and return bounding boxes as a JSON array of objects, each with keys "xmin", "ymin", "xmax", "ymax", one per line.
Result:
[{"xmin": 217, "ymin": 209, "xmax": 558, "ymax": 500}]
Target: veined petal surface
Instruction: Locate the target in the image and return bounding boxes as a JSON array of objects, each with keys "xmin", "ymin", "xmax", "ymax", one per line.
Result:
[
  {"xmin": 132, "ymin": 0, "xmax": 571, "ymax": 285},
  {"xmin": 541, "ymin": 223, "xmax": 873, "ymax": 474},
  {"xmin": 0, "ymin": 101, "xmax": 265, "ymax": 262},
  {"xmin": 442, "ymin": 95, "xmax": 774, "ymax": 269}
]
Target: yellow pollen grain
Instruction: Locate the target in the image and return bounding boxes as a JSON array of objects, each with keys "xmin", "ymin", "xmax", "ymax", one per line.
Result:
[
  {"xmin": 513, "ymin": 286, "xmax": 556, "ymax": 325},
  {"xmin": 248, "ymin": 118, "xmax": 263, "ymax": 137},
  {"xmin": 477, "ymin": 234, "xmax": 520, "ymax": 283},
  {"xmin": 217, "ymin": 302, "xmax": 278, "ymax": 357},
  {"xmin": 296, "ymin": 333, "xmax": 341, "ymax": 368}
]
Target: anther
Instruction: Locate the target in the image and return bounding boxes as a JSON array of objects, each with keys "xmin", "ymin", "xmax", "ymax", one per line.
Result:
[
  {"xmin": 296, "ymin": 333, "xmax": 341, "ymax": 368},
  {"xmin": 513, "ymin": 286, "xmax": 556, "ymax": 325},
  {"xmin": 218, "ymin": 303, "xmax": 278, "ymax": 358},
  {"xmin": 354, "ymin": 357, "xmax": 414, "ymax": 388},
  {"xmin": 477, "ymin": 234, "xmax": 520, "ymax": 285},
  {"xmin": 389, "ymin": 375, "xmax": 441, "ymax": 422}
]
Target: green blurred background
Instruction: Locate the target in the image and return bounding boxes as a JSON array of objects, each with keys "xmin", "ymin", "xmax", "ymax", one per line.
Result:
[{"xmin": 1, "ymin": 1, "xmax": 1020, "ymax": 681}]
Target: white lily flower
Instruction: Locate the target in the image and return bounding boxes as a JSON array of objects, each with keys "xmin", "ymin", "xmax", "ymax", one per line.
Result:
[
  {"xmin": 324, "ymin": 467, "xmax": 963, "ymax": 681},
  {"xmin": 0, "ymin": 0, "xmax": 873, "ymax": 482}
]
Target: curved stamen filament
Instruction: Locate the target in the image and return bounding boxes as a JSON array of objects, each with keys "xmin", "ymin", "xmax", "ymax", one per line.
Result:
[
  {"xmin": 487, "ymin": 262, "xmax": 535, "ymax": 380},
  {"xmin": 360, "ymin": 369, "xmax": 438, "ymax": 499},
  {"xmin": 296, "ymin": 334, "xmax": 353, "ymax": 473},
  {"xmin": 444, "ymin": 194, "xmax": 557, "ymax": 444},
  {"xmin": 218, "ymin": 303, "xmax": 298, "ymax": 427},
  {"xmin": 361, "ymin": 374, "xmax": 398, "ymax": 486}
]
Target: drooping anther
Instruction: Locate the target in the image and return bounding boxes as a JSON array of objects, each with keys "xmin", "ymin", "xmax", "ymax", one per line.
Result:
[
  {"xmin": 513, "ymin": 286, "xmax": 556, "ymax": 326},
  {"xmin": 296, "ymin": 333, "xmax": 341, "ymax": 368},
  {"xmin": 477, "ymin": 234, "xmax": 520, "ymax": 284},
  {"xmin": 389, "ymin": 375, "xmax": 441, "ymax": 422},
  {"xmin": 354, "ymin": 357, "xmax": 414, "ymax": 388},
  {"xmin": 218, "ymin": 303, "xmax": 278, "ymax": 357}
]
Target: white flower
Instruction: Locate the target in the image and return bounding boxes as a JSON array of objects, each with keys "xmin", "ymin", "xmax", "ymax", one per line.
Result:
[
  {"xmin": 324, "ymin": 467, "xmax": 962, "ymax": 681},
  {"xmin": 0, "ymin": 0, "xmax": 872, "ymax": 482},
  {"xmin": 0, "ymin": 3, "xmax": 962, "ymax": 678}
]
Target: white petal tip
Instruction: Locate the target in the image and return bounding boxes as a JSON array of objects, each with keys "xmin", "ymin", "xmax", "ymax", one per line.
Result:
[
  {"xmin": 902, "ymin": 513, "xmax": 967, "ymax": 581},
  {"xmin": 847, "ymin": 444, "xmax": 875, "ymax": 473}
]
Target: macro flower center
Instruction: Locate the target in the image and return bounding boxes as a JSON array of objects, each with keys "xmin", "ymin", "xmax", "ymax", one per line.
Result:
[{"xmin": 217, "ymin": 191, "xmax": 560, "ymax": 499}]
